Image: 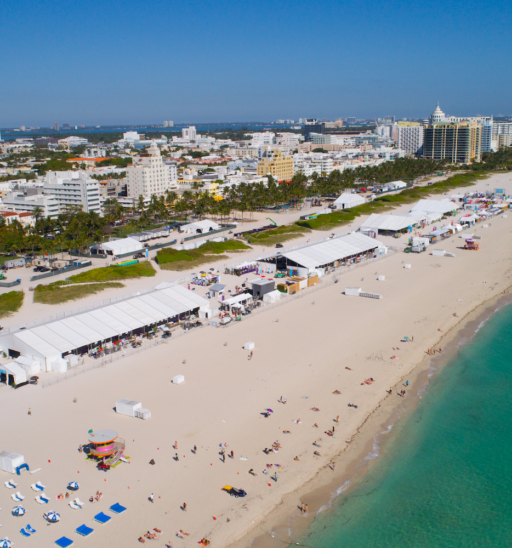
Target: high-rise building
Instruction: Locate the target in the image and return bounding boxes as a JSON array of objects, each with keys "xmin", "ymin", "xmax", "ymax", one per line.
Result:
[
  {"xmin": 53, "ymin": 122, "xmax": 60, "ymax": 131},
  {"xmin": 43, "ymin": 171, "xmax": 101, "ymax": 214},
  {"xmin": 256, "ymin": 149, "xmax": 294, "ymax": 181},
  {"xmin": 168, "ymin": 121, "xmax": 174, "ymax": 127},
  {"xmin": 397, "ymin": 123, "xmax": 424, "ymax": 155},
  {"xmin": 182, "ymin": 126, "xmax": 197, "ymax": 141},
  {"xmin": 163, "ymin": 121, "xmax": 169, "ymax": 127},
  {"xmin": 423, "ymin": 121, "xmax": 481, "ymax": 163},
  {"xmin": 127, "ymin": 141, "xmax": 178, "ymax": 200}
]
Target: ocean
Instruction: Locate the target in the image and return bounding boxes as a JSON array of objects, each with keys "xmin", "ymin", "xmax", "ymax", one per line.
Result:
[{"xmin": 299, "ymin": 300, "xmax": 512, "ymax": 548}]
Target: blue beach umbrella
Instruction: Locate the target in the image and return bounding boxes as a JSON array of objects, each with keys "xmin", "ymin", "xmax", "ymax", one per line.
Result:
[
  {"xmin": 0, "ymin": 539, "xmax": 13, "ymax": 548},
  {"xmin": 68, "ymin": 481, "xmax": 80, "ymax": 490},
  {"xmin": 12, "ymin": 506, "xmax": 25, "ymax": 516},
  {"xmin": 46, "ymin": 511, "xmax": 60, "ymax": 523}
]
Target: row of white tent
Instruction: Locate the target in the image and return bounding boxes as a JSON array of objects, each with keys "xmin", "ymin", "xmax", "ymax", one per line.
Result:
[
  {"xmin": 0, "ymin": 285, "xmax": 208, "ymax": 371},
  {"xmin": 281, "ymin": 232, "xmax": 385, "ymax": 272}
]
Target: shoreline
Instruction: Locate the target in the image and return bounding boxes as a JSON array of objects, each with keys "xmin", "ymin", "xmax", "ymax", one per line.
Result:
[{"xmin": 228, "ymin": 288, "xmax": 512, "ymax": 548}]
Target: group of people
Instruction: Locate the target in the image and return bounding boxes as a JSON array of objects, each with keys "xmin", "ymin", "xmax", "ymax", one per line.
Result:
[
  {"xmin": 427, "ymin": 347, "xmax": 442, "ymax": 355},
  {"xmin": 89, "ymin": 491, "xmax": 103, "ymax": 503}
]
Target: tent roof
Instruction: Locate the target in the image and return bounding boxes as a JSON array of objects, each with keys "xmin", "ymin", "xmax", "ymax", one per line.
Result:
[
  {"xmin": 410, "ymin": 199, "xmax": 461, "ymax": 215},
  {"xmin": 0, "ymin": 362, "xmax": 27, "ymax": 384},
  {"xmin": 281, "ymin": 232, "xmax": 382, "ymax": 270},
  {"xmin": 360, "ymin": 213, "xmax": 424, "ymax": 232},
  {"xmin": 181, "ymin": 220, "xmax": 219, "ymax": 231},
  {"xmin": 14, "ymin": 330, "xmax": 61, "ymax": 359},
  {"xmin": 223, "ymin": 293, "xmax": 253, "ymax": 306},
  {"xmin": 101, "ymin": 238, "xmax": 143, "ymax": 252},
  {"xmin": 333, "ymin": 193, "xmax": 364, "ymax": 205}
]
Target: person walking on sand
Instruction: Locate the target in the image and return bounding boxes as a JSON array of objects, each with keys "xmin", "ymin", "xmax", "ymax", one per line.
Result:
[
  {"xmin": 406, "ymin": 380, "xmax": 409, "ymax": 386},
  {"xmin": 28, "ymin": 408, "xmax": 32, "ymax": 416},
  {"xmin": 182, "ymin": 502, "xmax": 187, "ymax": 511},
  {"xmin": 149, "ymin": 493, "xmax": 154, "ymax": 503},
  {"xmin": 175, "ymin": 453, "xmax": 179, "ymax": 461}
]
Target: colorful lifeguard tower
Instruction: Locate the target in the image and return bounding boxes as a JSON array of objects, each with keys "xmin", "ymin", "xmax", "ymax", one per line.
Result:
[{"xmin": 87, "ymin": 430, "xmax": 125, "ymax": 466}]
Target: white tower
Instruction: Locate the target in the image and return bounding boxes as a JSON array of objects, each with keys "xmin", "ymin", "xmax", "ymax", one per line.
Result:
[{"xmin": 430, "ymin": 102, "xmax": 446, "ymax": 123}]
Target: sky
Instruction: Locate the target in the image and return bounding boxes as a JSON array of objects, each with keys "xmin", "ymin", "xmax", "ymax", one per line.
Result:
[{"xmin": 2, "ymin": 0, "xmax": 512, "ymax": 127}]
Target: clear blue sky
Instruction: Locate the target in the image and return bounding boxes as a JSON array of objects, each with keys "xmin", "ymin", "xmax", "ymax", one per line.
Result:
[{"xmin": 2, "ymin": 0, "xmax": 511, "ymax": 127}]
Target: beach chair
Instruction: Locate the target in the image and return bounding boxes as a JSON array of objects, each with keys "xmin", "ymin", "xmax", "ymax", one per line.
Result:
[
  {"xmin": 76, "ymin": 524, "xmax": 94, "ymax": 537},
  {"xmin": 11, "ymin": 494, "xmax": 23, "ymax": 502},
  {"xmin": 55, "ymin": 536, "xmax": 74, "ymax": 547},
  {"xmin": 5, "ymin": 481, "xmax": 17, "ymax": 489},
  {"xmin": 109, "ymin": 503, "xmax": 126, "ymax": 514},
  {"xmin": 15, "ymin": 493, "xmax": 24, "ymax": 501},
  {"xmin": 31, "ymin": 482, "xmax": 45, "ymax": 492},
  {"xmin": 68, "ymin": 501, "xmax": 81, "ymax": 510},
  {"xmin": 20, "ymin": 529, "xmax": 30, "ymax": 538},
  {"xmin": 93, "ymin": 512, "xmax": 111, "ymax": 525},
  {"xmin": 74, "ymin": 499, "xmax": 85, "ymax": 508},
  {"xmin": 26, "ymin": 525, "xmax": 36, "ymax": 534},
  {"xmin": 36, "ymin": 494, "xmax": 49, "ymax": 504}
]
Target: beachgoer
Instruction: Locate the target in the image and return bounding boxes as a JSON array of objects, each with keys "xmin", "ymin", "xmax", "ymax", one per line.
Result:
[
  {"xmin": 406, "ymin": 380, "xmax": 409, "ymax": 386},
  {"xmin": 183, "ymin": 502, "xmax": 187, "ymax": 511},
  {"xmin": 149, "ymin": 493, "xmax": 154, "ymax": 503},
  {"xmin": 174, "ymin": 441, "xmax": 178, "ymax": 450},
  {"xmin": 294, "ymin": 456, "xmax": 300, "ymax": 461},
  {"xmin": 180, "ymin": 530, "xmax": 190, "ymax": 536},
  {"xmin": 28, "ymin": 408, "xmax": 32, "ymax": 415},
  {"xmin": 304, "ymin": 504, "xmax": 309, "ymax": 513},
  {"xmin": 175, "ymin": 453, "xmax": 179, "ymax": 461},
  {"xmin": 193, "ymin": 445, "xmax": 197, "ymax": 453}
]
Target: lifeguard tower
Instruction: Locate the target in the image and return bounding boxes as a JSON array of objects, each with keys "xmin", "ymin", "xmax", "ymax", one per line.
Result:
[{"xmin": 87, "ymin": 430, "xmax": 125, "ymax": 466}]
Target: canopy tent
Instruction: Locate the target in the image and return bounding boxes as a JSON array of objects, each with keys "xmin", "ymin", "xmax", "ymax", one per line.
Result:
[
  {"xmin": 14, "ymin": 356, "xmax": 40, "ymax": 376},
  {"xmin": 180, "ymin": 220, "xmax": 219, "ymax": 234},
  {"xmin": 411, "ymin": 210, "xmax": 443, "ymax": 223},
  {"xmin": 0, "ymin": 451, "xmax": 25, "ymax": 474},
  {"xmin": 387, "ymin": 180, "xmax": 407, "ymax": 189},
  {"xmin": 263, "ymin": 290, "xmax": 281, "ymax": 303},
  {"xmin": 222, "ymin": 293, "xmax": 253, "ymax": 309},
  {"xmin": 0, "ymin": 286, "xmax": 209, "ymax": 366},
  {"xmin": 360, "ymin": 213, "xmax": 425, "ymax": 233},
  {"xmin": 90, "ymin": 237, "xmax": 143, "ymax": 256},
  {"xmin": 280, "ymin": 232, "xmax": 384, "ymax": 272},
  {"xmin": 0, "ymin": 362, "xmax": 27, "ymax": 385},
  {"xmin": 333, "ymin": 193, "xmax": 365, "ymax": 210},
  {"xmin": 410, "ymin": 199, "xmax": 462, "ymax": 215}
]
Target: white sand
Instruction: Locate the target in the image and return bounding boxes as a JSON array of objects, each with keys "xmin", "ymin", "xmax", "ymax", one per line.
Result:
[{"xmin": 0, "ymin": 173, "xmax": 511, "ymax": 546}]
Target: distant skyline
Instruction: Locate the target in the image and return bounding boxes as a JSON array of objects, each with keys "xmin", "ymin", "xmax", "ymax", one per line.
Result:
[{"xmin": 2, "ymin": 0, "xmax": 511, "ymax": 127}]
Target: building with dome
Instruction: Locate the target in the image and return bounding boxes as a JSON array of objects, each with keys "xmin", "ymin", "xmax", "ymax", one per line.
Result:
[
  {"xmin": 127, "ymin": 141, "xmax": 178, "ymax": 200},
  {"xmin": 430, "ymin": 102, "xmax": 448, "ymax": 124}
]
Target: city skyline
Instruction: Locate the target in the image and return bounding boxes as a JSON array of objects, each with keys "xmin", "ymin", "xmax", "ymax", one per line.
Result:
[{"xmin": 2, "ymin": 0, "xmax": 512, "ymax": 127}]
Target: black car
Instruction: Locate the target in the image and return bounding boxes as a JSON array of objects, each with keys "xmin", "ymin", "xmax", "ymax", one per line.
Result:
[
  {"xmin": 275, "ymin": 243, "xmax": 283, "ymax": 248},
  {"xmin": 33, "ymin": 266, "xmax": 41, "ymax": 272},
  {"xmin": 39, "ymin": 267, "xmax": 50, "ymax": 272}
]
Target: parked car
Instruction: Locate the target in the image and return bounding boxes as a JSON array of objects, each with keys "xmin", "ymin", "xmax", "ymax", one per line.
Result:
[
  {"xmin": 39, "ymin": 267, "xmax": 50, "ymax": 272},
  {"xmin": 275, "ymin": 243, "xmax": 283, "ymax": 248},
  {"xmin": 143, "ymin": 243, "xmax": 150, "ymax": 248},
  {"xmin": 133, "ymin": 253, "xmax": 144, "ymax": 259}
]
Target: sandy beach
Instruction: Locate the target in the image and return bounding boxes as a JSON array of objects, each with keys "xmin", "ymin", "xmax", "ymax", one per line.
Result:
[{"xmin": 0, "ymin": 172, "xmax": 511, "ymax": 547}]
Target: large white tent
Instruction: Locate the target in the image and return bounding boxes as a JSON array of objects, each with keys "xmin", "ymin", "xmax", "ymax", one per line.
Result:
[
  {"xmin": 333, "ymin": 193, "xmax": 365, "ymax": 210},
  {"xmin": 0, "ymin": 286, "xmax": 209, "ymax": 370},
  {"xmin": 410, "ymin": 199, "xmax": 462, "ymax": 216},
  {"xmin": 90, "ymin": 237, "xmax": 143, "ymax": 256},
  {"xmin": 180, "ymin": 220, "xmax": 219, "ymax": 234},
  {"xmin": 360, "ymin": 212, "xmax": 425, "ymax": 233},
  {"xmin": 281, "ymin": 232, "xmax": 384, "ymax": 272}
]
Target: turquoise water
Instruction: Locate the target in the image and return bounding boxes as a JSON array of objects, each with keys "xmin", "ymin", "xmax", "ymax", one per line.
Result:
[{"xmin": 300, "ymin": 302, "xmax": 512, "ymax": 548}]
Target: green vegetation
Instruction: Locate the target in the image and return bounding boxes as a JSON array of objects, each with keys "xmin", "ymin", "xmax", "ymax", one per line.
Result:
[
  {"xmin": 245, "ymin": 225, "xmax": 311, "ymax": 246},
  {"xmin": 97, "ymin": 157, "xmax": 132, "ymax": 168},
  {"xmin": 33, "ymin": 281, "xmax": 124, "ymax": 305},
  {"xmin": 37, "ymin": 158, "xmax": 73, "ymax": 174},
  {"xmin": 68, "ymin": 261, "xmax": 156, "ymax": 282},
  {"xmin": 156, "ymin": 240, "xmax": 251, "ymax": 271},
  {"xmin": 0, "ymin": 290, "xmax": 24, "ymax": 318},
  {"xmin": 297, "ymin": 171, "xmax": 489, "ymax": 230},
  {"xmin": 0, "ymin": 254, "xmax": 21, "ymax": 266}
]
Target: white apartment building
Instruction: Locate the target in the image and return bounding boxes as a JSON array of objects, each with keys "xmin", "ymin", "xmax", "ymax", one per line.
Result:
[
  {"xmin": 182, "ymin": 126, "xmax": 197, "ymax": 141},
  {"xmin": 2, "ymin": 192, "xmax": 60, "ymax": 219},
  {"xmin": 246, "ymin": 132, "xmax": 275, "ymax": 146},
  {"xmin": 397, "ymin": 125, "xmax": 424, "ymax": 155},
  {"xmin": 126, "ymin": 141, "xmax": 178, "ymax": 200},
  {"xmin": 58, "ymin": 136, "xmax": 89, "ymax": 147},
  {"xmin": 276, "ymin": 133, "xmax": 302, "ymax": 148},
  {"xmin": 43, "ymin": 171, "xmax": 101, "ymax": 214}
]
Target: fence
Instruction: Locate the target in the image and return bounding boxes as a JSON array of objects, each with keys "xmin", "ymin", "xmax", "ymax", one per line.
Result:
[
  {"xmin": 30, "ymin": 261, "xmax": 92, "ymax": 282},
  {"xmin": 183, "ymin": 224, "xmax": 236, "ymax": 242},
  {"xmin": 0, "ymin": 280, "xmax": 21, "ymax": 288},
  {"xmin": 41, "ymin": 328, "xmax": 193, "ymax": 388}
]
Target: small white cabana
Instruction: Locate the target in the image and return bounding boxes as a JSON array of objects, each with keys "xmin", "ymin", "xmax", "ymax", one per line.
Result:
[
  {"xmin": 0, "ymin": 451, "xmax": 26, "ymax": 474},
  {"xmin": 222, "ymin": 293, "xmax": 253, "ymax": 311},
  {"xmin": 116, "ymin": 399, "xmax": 142, "ymax": 417},
  {"xmin": 0, "ymin": 362, "xmax": 28, "ymax": 385},
  {"xmin": 263, "ymin": 290, "xmax": 281, "ymax": 303}
]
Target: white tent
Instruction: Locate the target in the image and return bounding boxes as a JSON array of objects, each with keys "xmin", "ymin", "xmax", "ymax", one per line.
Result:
[
  {"xmin": 281, "ymin": 232, "xmax": 384, "ymax": 272},
  {"xmin": 223, "ymin": 293, "xmax": 253, "ymax": 309},
  {"xmin": 116, "ymin": 399, "xmax": 142, "ymax": 417},
  {"xmin": 333, "ymin": 193, "xmax": 365, "ymax": 210},
  {"xmin": 0, "ymin": 285, "xmax": 209, "ymax": 364},
  {"xmin": 263, "ymin": 290, "xmax": 281, "ymax": 303},
  {"xmin": 180, "ymin": 220, "xmax": 219, "ymax": 234},
  {"xmin": 410, "ymin": 199, "xmax": 462, "ymax": 215},
  {"xmin": 360, "ymin": 213, "xmax": 424, "ymax": 233},
  {"xmin": 91, "ymin": 237, "xmax": 143, "ymax": 256},
  {"xmin": 14, "ymin": 356, "xmax": 40, "ymax": 376},
  {"xmin": 387, "ymin": 180, "xmax": 407, "ymax": 189},
  {"xmin": 0, "ymin": 362, "xmax": 27, "ymax": 385},
  {"xmin": 0, "ymin": 451, "xmax": 25, "ymax": 474},
  {"xmin": 173, "ymin": 375, "xmax": 185, "ymax": 384}
]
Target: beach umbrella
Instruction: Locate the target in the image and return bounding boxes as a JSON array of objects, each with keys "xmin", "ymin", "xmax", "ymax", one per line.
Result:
[
  {"xmin": 68, "ymin": 481, "xmax": 80, "ymax": 490},
  {"xmin": 0, "ymin": 539, "xmax": 13, "ymax": 548},
  {"xmin": 266, "ymin": 409, "xmax": 274, "ymax": 413},
  {"xmin": 12, "ymin": 506, "xmax": 25, "ymax": 516},
  {"xmin": 403, "ymin": 336, "xmax": 409, "ymax": 340},
  {"xmin": 46, "ymin": 511, "xmax": 60, "ymax": 523}
]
